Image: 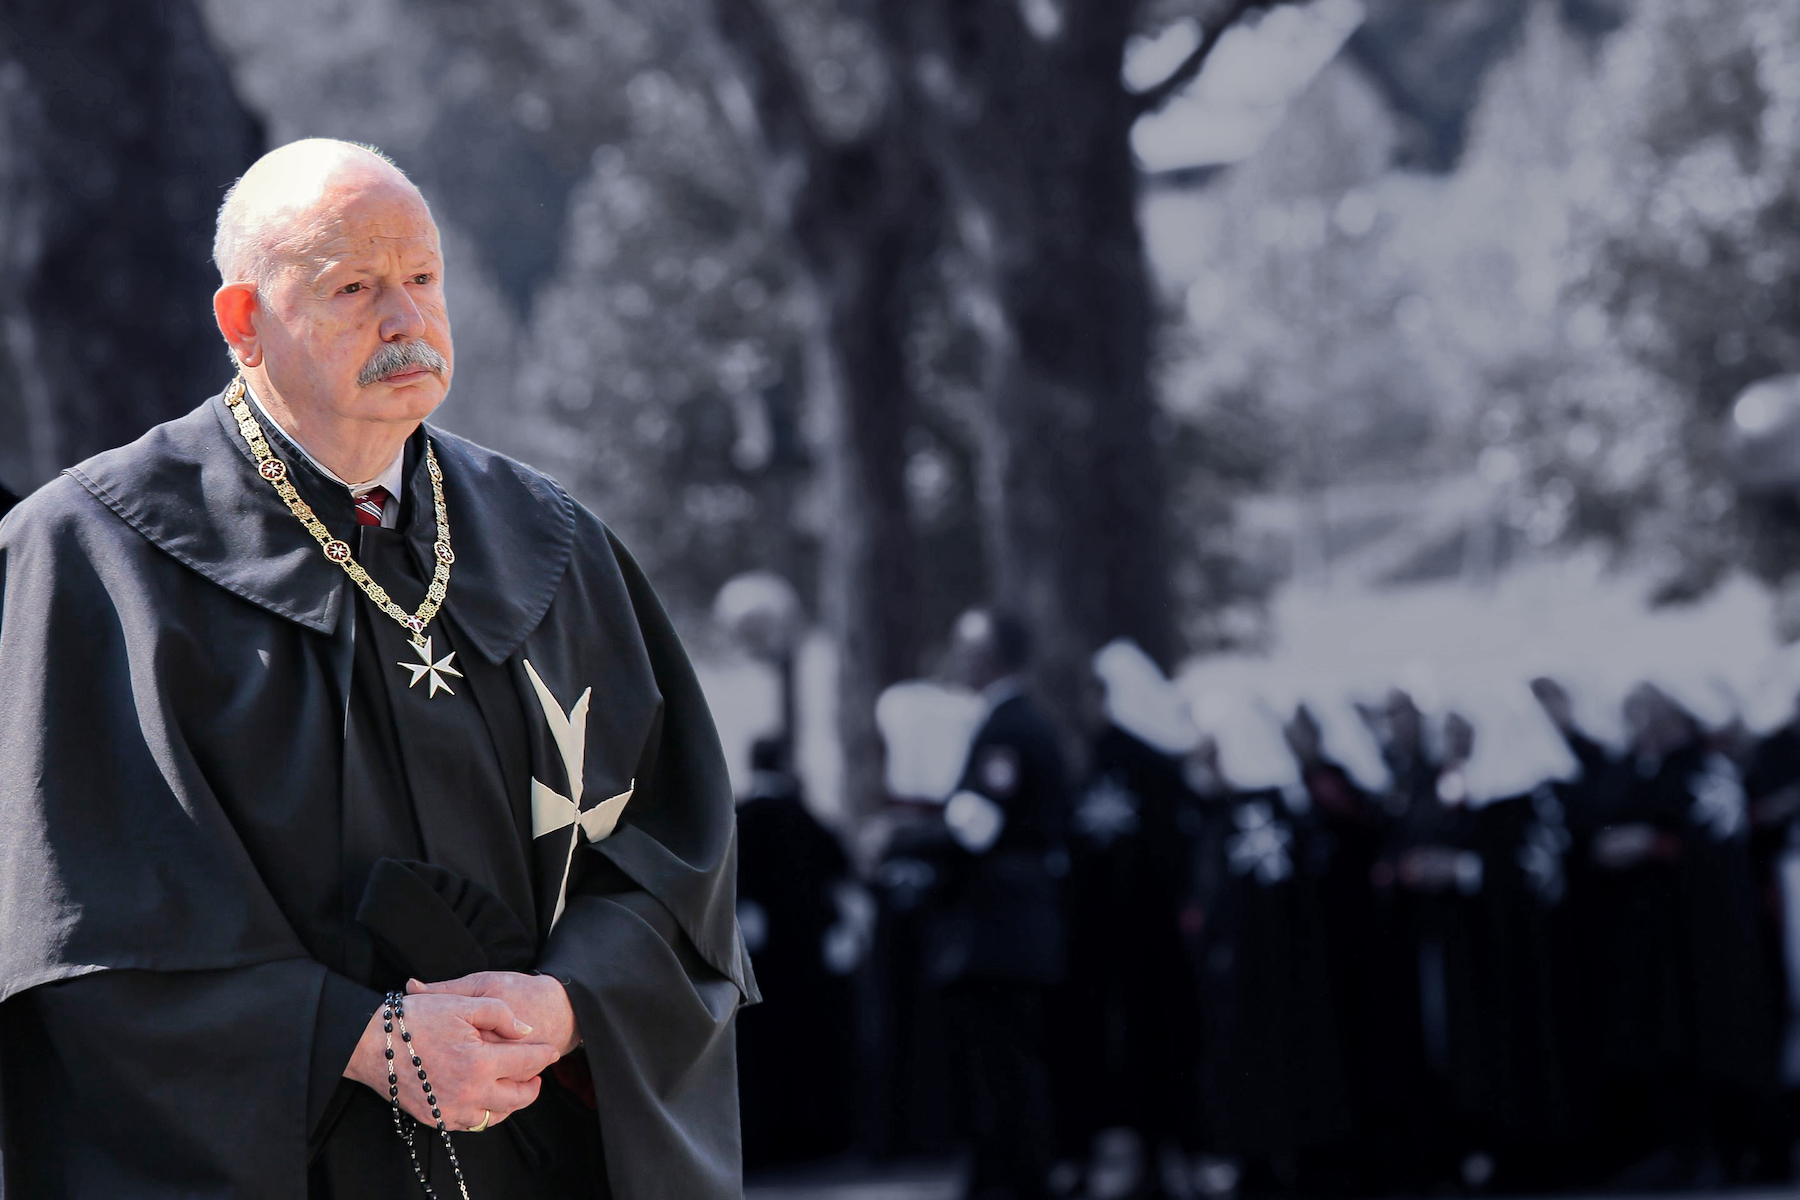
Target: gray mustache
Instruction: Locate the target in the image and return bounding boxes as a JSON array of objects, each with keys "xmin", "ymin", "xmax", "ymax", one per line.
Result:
[{"xmin": 358, "ymin": 339, "xmax": 448, "ymax": 387}]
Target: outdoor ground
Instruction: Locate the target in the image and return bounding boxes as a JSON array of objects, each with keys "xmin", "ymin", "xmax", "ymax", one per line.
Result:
[
  {"xmin": 746, "ymin": 1163, "xmax": 1800, "ymax": 1200},
  {"xmin": 746, "ymin": 1160, "xmax": 957, "ymax": 1200}
]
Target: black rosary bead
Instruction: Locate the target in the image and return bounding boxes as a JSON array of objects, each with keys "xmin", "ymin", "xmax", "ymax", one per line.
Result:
[{"xmin": 380, "ymin": 990, "xmax": 473, "ymax": 1200}]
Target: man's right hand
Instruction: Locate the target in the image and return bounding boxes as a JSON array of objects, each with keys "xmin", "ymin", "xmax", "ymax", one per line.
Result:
[{"xmin": 343, "ymin": 993, "xmax": 560, "ymax": 1130}]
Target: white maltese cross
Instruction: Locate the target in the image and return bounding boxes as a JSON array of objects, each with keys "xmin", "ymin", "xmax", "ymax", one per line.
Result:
[{"xmin": 397, "ymin": 635, "xmax": 463, "ymax": 698}]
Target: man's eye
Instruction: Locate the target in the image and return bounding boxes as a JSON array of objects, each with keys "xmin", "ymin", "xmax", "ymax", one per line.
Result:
[
  {"xmin": 341, "ymin": 282, "xmax": 364, "ymax": 295},
  {"xmin": 412, "ymin": 274, "xmax": 433, "ymax": 285}
]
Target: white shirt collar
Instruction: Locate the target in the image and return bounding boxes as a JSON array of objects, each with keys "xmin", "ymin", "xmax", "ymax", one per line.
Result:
[{"xmin": 246, "ymin": 385, "xmax": 405, "ymax": 528}]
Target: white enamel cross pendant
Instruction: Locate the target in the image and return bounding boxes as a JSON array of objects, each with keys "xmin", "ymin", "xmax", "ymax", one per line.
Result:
[{"xmin": 398, "ymin": 634, "xmax": 463, "ymax": 698}]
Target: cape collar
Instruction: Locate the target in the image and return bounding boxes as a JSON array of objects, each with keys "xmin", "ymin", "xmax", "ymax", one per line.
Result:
[{"xmin": 65, "ymin": 389, "xmax": 575, "ymax": 664}]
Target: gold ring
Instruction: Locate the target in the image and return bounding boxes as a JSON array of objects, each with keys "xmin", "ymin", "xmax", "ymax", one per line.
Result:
[{"xmin": 469, "ymin": 1109, "xmax": 491, "ymax": 1133}]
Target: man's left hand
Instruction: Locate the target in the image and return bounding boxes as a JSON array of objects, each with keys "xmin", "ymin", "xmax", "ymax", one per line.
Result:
[{"xmin": 408, "ymin": 972, "xmax": 582, "ymax": 1059}]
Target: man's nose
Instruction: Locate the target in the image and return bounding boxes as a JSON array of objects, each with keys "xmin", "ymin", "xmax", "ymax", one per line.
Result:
[{"xmin": 376, "ymin": 283, "xmax": 428, "ymax": 341}]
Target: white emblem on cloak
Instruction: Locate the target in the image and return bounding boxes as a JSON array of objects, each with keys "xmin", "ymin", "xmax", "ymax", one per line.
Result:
[
  {"xmin": 1226, "ymin": 800, "xmax": 1294, "ymax": 885},
  {"xmin": 523, "ymin": 659, "xmax": 633, "ymax": 929},
  {"xmin": 1689, "ymin": 753, "xmax": 1746, "ymax": 842}
]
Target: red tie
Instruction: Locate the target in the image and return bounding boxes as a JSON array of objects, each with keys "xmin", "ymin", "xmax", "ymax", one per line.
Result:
[{"xmin": 353, "ymin": 486, "xmax": 389, "ymax": 527}]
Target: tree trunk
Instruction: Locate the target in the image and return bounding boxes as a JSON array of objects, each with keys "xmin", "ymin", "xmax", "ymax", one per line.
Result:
[
  {"xmin": 0, "ymin": 0, "xmax": 263, "ymax": 490},
  {"xmin": 707, "ymin": 0, "xmax": 938, "ymax": 817},
  {"xmin": 905, "ymin": 0, "xmax": 1175, "ymax": 734}
]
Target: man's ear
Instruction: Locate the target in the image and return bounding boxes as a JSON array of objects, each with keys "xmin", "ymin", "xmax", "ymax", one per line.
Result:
[{"xmin": 214, "ymin": 281, "xmax": 264, "ymax": 368}]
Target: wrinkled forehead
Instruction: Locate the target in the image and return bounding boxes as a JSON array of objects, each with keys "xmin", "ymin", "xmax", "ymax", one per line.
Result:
[{"xmin": 262, "ymin": 169, "xmax": 440, "ymax": 276}]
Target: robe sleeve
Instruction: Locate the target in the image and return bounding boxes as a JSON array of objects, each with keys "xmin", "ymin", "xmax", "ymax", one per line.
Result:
[
  {"xmin": 0, "ymin": 485, "xmax": 386, "ymax": 1195},
  {"xmin": 525, "ymin": 523, "xmax": 755, "ymax": 1199},
  {"xmin": 308, "ymin": 972, "xmax": 386, "ymax": 1150},
  {"xmin": 0, "ymin": 960, "xmax": 359, "ymax": 1199},
  {"xmin": 539, "ymin": 884, "xmax": 743, "ymax": 1200}
]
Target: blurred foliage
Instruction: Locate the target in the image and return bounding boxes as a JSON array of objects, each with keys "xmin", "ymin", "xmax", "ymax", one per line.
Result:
[
  {"xmin": 1575, "ymin": 0, "xmax": 1800, "ymax": 598},
  {"xmin": 0, "ymin": 0, "xmax": 261, "ymax": 487},
  {"xmin": 189, "ymin": 0, "xmax": 1800, "ymax": 639},
  {"xmin": 1166, "ymin": 0, "xmax": 1800, "ymax": 610}
]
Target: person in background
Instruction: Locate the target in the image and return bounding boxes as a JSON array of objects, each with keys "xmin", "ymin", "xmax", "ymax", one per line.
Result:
[
  {"xmin": 1283, "ymin": 704, "xmax": 1388, "ymax": 1194},
  {"xmin": 1740, "ymin": 691, "xmax": 1800, "ymax": 1179},
  {"xmin": 1057, "ymin": 641, "xmax": 1201, "ymax": 1199},
  {"xmin": 735, "ymin": 737, "xmax": 863, "ymax": 1170},
  {"xmin": 934, "ymin": 609, "xmax": 1068, "ymax": 1200},
  {"xmin": 1576, "ymin": 684, "xmax": 1777, "ymax": 1185},
  {"xmin": 1182, "ymin": 722, "xmax": 1349, "ymax": 1197}
]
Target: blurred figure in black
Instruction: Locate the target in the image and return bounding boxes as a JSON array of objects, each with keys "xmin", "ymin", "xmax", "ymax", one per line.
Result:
[
  {"xmin": 1530, "ymin": 675, "xmax": 1621, "ymax": 1185},
  {"xmin": 1451, "ymin": 723, "xmax": 1579, "ymax": 1189},
  {"xmin": 1356, "ymin": 689, "xmax": 1470, "ymax": 1190},
  {"xmin": 1283, "ymin": 704, "xmax": 1388, "ymax": 1194},
  {"xmin": 1055, "ymin": 641, "xmax": 1201, "ymax": 1197},
  {"xmin": 1742, "ymin": 690, "xmax": 1800, "ymax": 1177},
  {"xmin": 1182, "ymin": 728, "xmax": 1349, "ymax": 1195},
  {"xmin": 867, "ymin": 813, "xmax": 959, "ymax": 1159},
  {"xmin": 933, "ymin": 609, "xmax": 1068, "ymax": 1200},
  {"xmin": 735, "ymin": 736, "xmax": 863, "ymax": 1170},
  {"xmin": 1568, "ymin": 683, "xmax": 1778, "ymax": 1185}
]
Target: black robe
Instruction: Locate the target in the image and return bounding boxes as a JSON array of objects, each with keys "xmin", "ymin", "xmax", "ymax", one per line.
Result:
[
  {"xmin": 929, "ymin": 691, "xmax": 1067, "ymax": 989},
  {"xmin": 734, "ymin": 780, "xmax": 858, "ymax": 1168},
  {"xmin": 1057, "ymin": 725, "xmax": 1194, "ymax": 1150},
  {"xmin": 1746, "ymin": 724, "xmax": 1800, "ymax": 1077},
  {"xmin": 0, "ymin": 391, "xmax": 758, "ymax": 1198},
  {"xmin": 1296, "ymin": 760, "xmax": 1390, "ymax": 1188},
  {"xmin": 864, "ymin": 813, "xmax": 959, "ymax": 1159},
  {"xmin": 1184, "ymin": 786, "xmax": 1349, "ymax": 1166},
  {"xmin": 1569, "ymin": 740, "xmax": 1776, "ymax": 1170}
]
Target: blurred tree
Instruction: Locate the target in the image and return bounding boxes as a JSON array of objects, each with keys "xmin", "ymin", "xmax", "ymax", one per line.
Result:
[
  {"xmin": 703, "ymin": 0, "xmax": 936, "ymax": 818},
  {"xmin": 0, "ymin": 0, "xmax": 262, "ymax": 491},
  {"xmin": 1569, "ymin": 0, "xmax": 1800, "ymax": 599},
  {"xmin": 898, "ymin": 0, "xmax": 1194, "ymax": 727},
  {"xmin": 707, "ymin": 0, "xmax": 1293, "ymax": 798}
]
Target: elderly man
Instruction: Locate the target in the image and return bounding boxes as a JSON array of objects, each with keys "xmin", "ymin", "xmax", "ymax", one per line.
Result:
[{"xmin": 0, "ymin": 139, "xmax": 755, "ymax": 1198}]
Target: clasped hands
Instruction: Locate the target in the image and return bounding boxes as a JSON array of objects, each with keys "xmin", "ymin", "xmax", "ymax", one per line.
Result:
[{"xmin": 345, "ymin": 971, "xmax": 582, "ymax": 1131}]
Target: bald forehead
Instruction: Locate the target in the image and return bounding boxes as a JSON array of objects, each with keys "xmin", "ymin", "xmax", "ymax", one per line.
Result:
[{"xmin": 216, "ymin": 139, "xmax": 437, "ymax": 283}]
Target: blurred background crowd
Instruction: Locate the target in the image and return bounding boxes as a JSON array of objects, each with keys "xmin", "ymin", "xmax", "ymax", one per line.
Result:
[
  {"xmin": 7, "ymin": 0, "xmax": 1800, "ymax": 1194},
  {"xmin": 735, "ymin": 616, "xmax": 1800, "ymax": 1198}
]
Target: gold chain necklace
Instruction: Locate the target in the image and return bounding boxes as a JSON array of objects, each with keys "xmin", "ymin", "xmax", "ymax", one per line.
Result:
[{"xmin": 225, "ymin": 375, "xmax": 463, "ymax": 698}]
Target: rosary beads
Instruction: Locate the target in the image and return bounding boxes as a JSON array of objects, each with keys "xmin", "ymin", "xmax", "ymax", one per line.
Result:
[{"xmin": 384, "ymin": 991, "xmax": 475, "ymax": 1200}]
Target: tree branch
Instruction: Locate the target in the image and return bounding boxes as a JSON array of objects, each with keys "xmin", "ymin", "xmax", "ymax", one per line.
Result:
[{"xmin": 1128, "ymin": 0, "xmax": 1277, "ymax": 119}]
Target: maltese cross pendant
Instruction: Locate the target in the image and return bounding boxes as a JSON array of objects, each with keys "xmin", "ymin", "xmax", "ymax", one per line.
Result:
[{"xmin": 398, "ymin": 634, "xmax": 463, "ymax": 698}]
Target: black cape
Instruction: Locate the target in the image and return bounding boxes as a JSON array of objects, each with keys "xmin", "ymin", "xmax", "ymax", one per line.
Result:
[
  {"xmin": 1057, "ymin": 725, "xmax": 1194, "ymax": 1149},
  {"xmin": 928, "ymin": 691, "xmax": 1066, "ymax": 987},
  {"xmin": 0, "ymin": 391, "xmax": 758, "ymax": 1198},
  {"xmin": 1184, "ymin": 785, "xmax": 1350, "ymax": 1164},
  {"xmin": 734, "ymin": 779, "xmax": 858, "ymax": 1168}
]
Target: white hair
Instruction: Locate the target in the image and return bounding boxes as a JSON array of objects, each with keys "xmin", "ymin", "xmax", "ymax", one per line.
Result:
[{"xmin": 212, "ymin": 139, "xmax": 410, "ymax": 289}]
